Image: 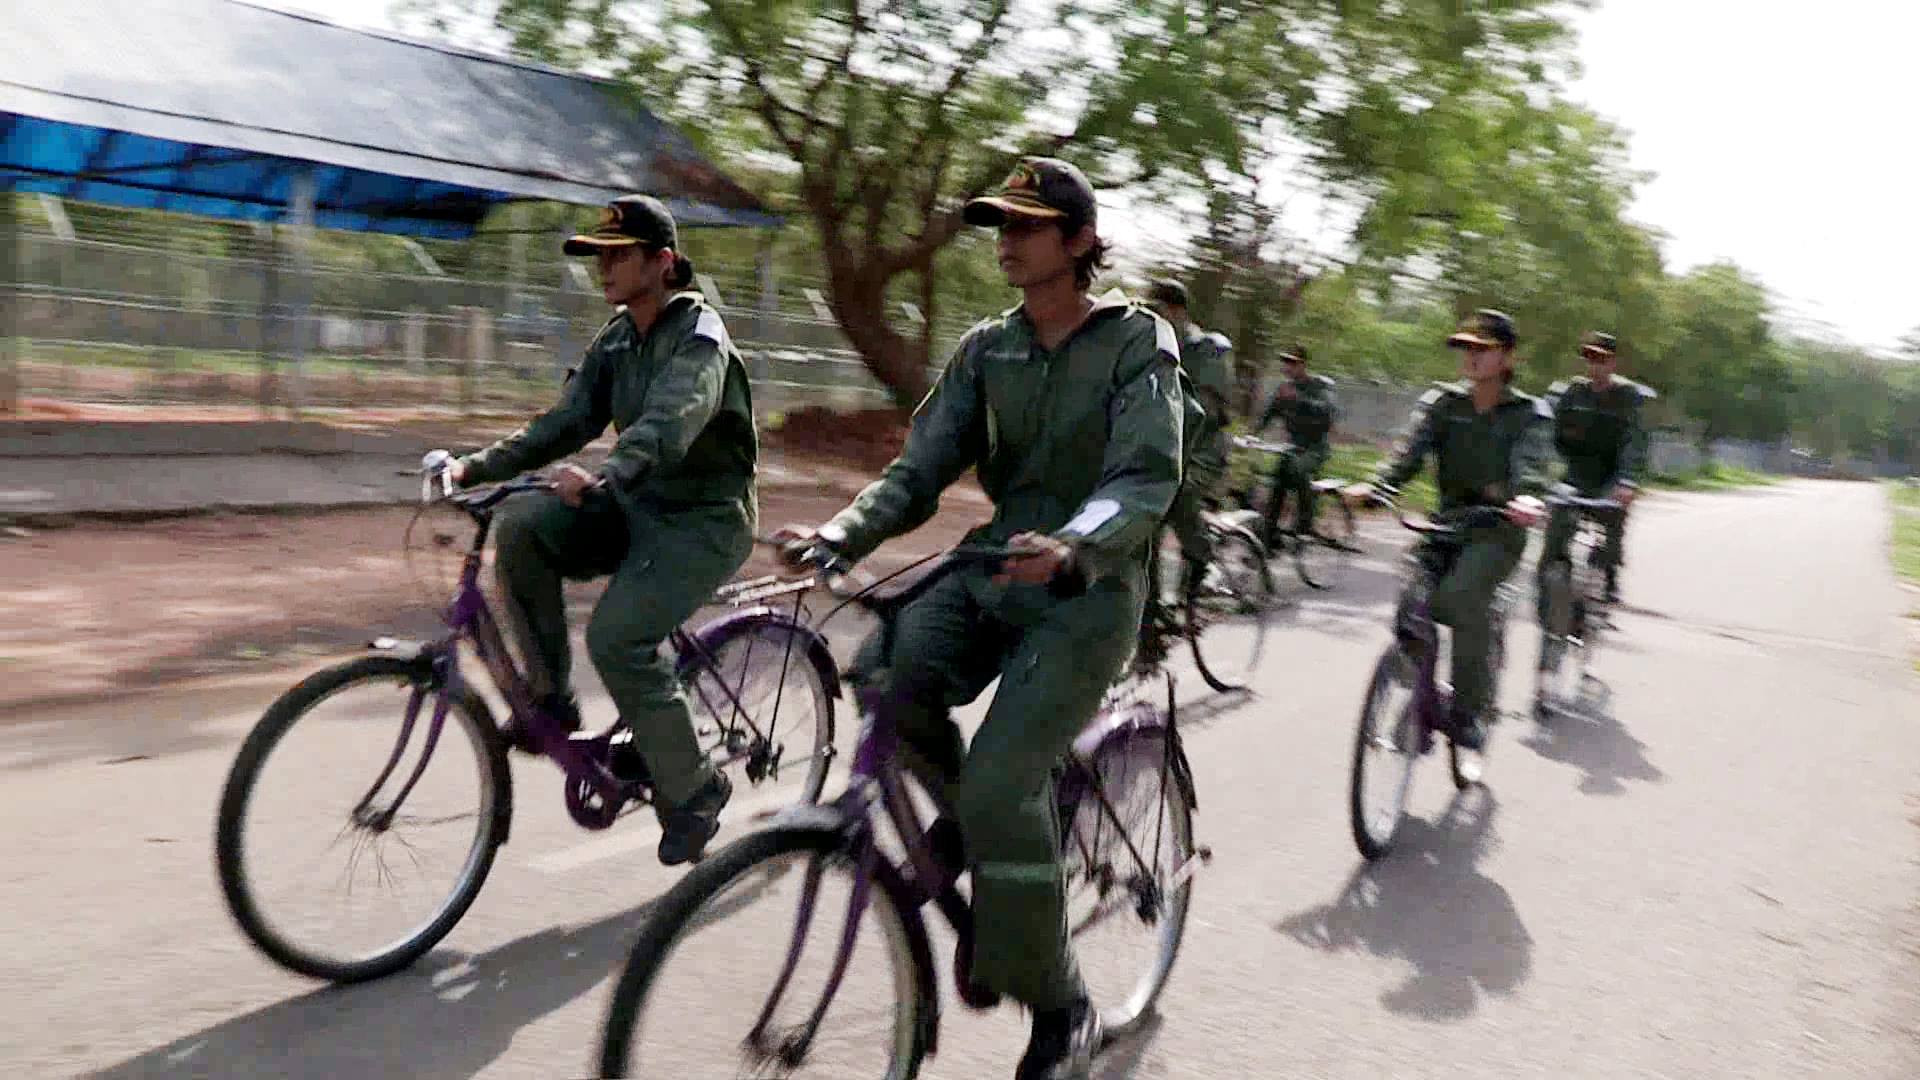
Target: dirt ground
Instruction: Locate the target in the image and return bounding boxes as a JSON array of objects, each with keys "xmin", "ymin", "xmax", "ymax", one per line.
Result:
[{"xmin": 0, "ymin": 431, "xmax": 982, "ymax": 716}]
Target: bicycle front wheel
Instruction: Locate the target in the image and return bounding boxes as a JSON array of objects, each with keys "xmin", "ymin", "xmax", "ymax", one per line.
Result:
[
  {"xmin": 1061, "ymin": 728, "xmax": 1196, "ymax": 1038},
  {"xmin": 686, "ymin": 620, "xmax": 837, "ymax": 806},
  {"xmin": 1294, "ymin": 491, "xmax": 1358, "ymax": 590},
  {"xmin": 216, "ymin": 656, "xmax": 510, "ymax": 982},
  {"xmin": 1350, "ymin": 647, "xmax": 1420, "ymax": 859},
  {"xmin": 1187, "ymin": 529, "xmax": 1276, "ymax": 693},
  {"xmin": 599, "ymin": 827, "xmax": 930, "ymax": 1079}
]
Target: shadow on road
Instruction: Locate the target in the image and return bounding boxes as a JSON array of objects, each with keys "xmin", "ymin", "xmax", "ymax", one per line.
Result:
[
  {"xmin": 1093, "ymin": 1010, "xmax": 1168, "ymax": 1079},
  {"xmin": 1275, "ymin": 789, "xmax": 1532, "ymax": 1022},
  {"xmin": 88, "ymin": 906, "xmax": 650, "ymax": 1079},
  {"xmin": 1518, "ymin": 677, "xmax": 1666, "ymax": 796}
]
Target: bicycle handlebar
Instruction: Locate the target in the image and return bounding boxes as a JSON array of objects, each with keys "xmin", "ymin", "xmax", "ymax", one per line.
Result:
[
  {"xmin": 1232, "ymin": 435, "xmax": 1292, "ymax": 455},
  {"xmin": 1363, "ymin": 491, "xmax": 1513, "ymax": 538},
  {"xmin": 1545, "ymin": 490, "xmax": 1625, "ymax": 513}
]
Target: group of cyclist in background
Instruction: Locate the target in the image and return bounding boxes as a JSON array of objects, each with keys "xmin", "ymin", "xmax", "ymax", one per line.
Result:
[{"xmin": 439, "ymin": 156, "xmax": 1655, "ymax": 1079}]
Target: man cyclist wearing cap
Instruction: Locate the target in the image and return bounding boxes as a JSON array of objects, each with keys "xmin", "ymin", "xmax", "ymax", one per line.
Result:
[
  {"xmin": 1343, "ymin": 309, "xmax": 1552, "ymax": 750},
  {"xmin": 774, "ymin": 157, "xmax": 1184, "ymax": 1080},
  {"xmin": 442, "ymin": 195, "xmax": 756, "ymax": 867},
  {"xmin": 1144, "ymin": 278, "xmax": 1233, "ymax": 617},
  {"xmin": 1254, "ymin": 345, "xmax": 1339, "ymax": 548},
  {"xmin": 1539, "ymin": 331, "xmax": 1655, "ymax": 607}
]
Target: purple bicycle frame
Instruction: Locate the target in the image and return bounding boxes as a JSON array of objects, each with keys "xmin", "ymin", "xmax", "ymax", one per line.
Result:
[
  {"xmin": 741, "ymin": 674, "xmax": 1192, "ymax": 1065},
  {"xmin": 363, "ymin": 497, "xmax": 832, "ymax": 832}
]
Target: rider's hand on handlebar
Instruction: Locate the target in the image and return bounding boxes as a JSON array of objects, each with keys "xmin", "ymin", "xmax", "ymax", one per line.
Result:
[
  {"xmin": 1505, "ymin": 495, "xmax": 1546, "ymax": 527},
  {"xmin": 1341, "ymin": 483, "xmax": 1380, "ymax": 509},
  {"xmin": 445, "ymin": 458, "xmax": 467, "ymax": 488},
  {"xmin": 1609, "ymin": 484, "xmax": 1638, "ymax": 508},
  {"xmin": 550, "ymin": 464, "xmax": 602, "ymax": 508},
  {"xmin": 995, "ymin": 532, "xmax": 1075, "ymax": 587},
  {"xmin": 769, "ymin": 524, "xmax": 822, "ymax": 570}
]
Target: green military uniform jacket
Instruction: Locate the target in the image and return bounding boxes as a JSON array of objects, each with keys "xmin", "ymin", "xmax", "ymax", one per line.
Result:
[
  {"xmin": 1259, "ymin": 372, "xmax": 1339, "ymax": 449},
  {"xmin": 1372, "ymin": 381, "xmax": 1555, "ymax": 514},
  {"xmin": 1544, "ymin": 375, "xmax": 1656, "ymax": 494},
  {"xmin": 1178, "ymin": 325, "xmax": 1235, "ymax": 469},
  {"xmin": 823, "ymin": 290, "xmax": 1185, "ymax": 589},
  {"xmin": 458, "ymin": 293, "xmax": 757, "ymax": 520}
]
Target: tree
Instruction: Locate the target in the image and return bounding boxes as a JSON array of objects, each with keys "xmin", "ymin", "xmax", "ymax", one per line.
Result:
[
  {"xmin": 425, "ymin": 0, "xmax": 1593, "ymax": 404},
  {"xmin": 1663, "ymin": 262, "xmax": 1791, "ymax": 446}
]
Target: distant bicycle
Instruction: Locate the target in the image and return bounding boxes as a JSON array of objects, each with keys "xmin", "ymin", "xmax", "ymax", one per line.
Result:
[
  {"xmin": 1534, "ymin": 488, "xmax": 1625, "ymax": 721},
  {"xmin": 1144, "ymin": 511, "xmax": 1277, "ymax": 693},
  {"xmin": 1348, "ymin": 498, "xmax": 1518, "ymax": 860},
  {"xmin": 1229, "ymin": 434, "xmax": 1360, "ymax": 590},
  {"xmin": 215, "ymin": 452, "xmax": 837, "ymax": 983}
]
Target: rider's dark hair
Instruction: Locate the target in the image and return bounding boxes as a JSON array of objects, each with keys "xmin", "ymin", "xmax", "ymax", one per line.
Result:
[
  {"xmin": 1072, "ymin": 231, "xmax": 1111, "ymax": 291},
  {"xmin": 667, "ymin": 252, "xmax": 695, "ymax": 291}
]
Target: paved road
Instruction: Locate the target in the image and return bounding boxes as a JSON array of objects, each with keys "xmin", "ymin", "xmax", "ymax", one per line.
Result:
[{"xmin": 3, "ymin": 480, "xmax": 1915, "ymax": 1078}]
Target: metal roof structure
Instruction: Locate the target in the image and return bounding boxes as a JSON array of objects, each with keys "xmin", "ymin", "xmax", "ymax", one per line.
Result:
[{"xmin": 0, "ymin": 0, "xmax": 779, "ymax": 237}]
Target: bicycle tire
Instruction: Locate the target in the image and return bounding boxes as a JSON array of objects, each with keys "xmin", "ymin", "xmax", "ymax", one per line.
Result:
[
  {"xmin": 598, "ymin": 827, "xmax": 932, "ymax": 1079},
  {"xmin": 1294, "ymin": 492, "xmax": 1358, "ymax": 590},
  {"xmin": 1060, "ymin": 728, "xmax": 1195, "ymax": 1038},
  {"xmin": 216, "ymin": 655, "xmax": 510, "ymax": 983},
  {"xmin": 1188, "ymin": 528, "xmax": 1275, "ymax": 693},
  {"xmin": 686, "ymin": 621, "xmax": 837, "ymax": 805},
  {"xmin": 1350, "ymin": 647, "xmax": 1420, "ymax": 860}
]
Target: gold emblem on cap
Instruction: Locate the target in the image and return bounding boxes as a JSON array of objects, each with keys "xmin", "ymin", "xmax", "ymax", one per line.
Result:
[
  {"xmin": 1004, "ymin": 163, "xmax": 1039, "ymax": 192},
  {"xmin": 597, "ymin": 205, "xmax": 623, "ymax": 233}
]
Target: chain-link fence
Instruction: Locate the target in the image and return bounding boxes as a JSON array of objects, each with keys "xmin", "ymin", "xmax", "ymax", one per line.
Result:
[{"xmin": 5, "ymin": 228, "xmax": 969, "ymax": 416}]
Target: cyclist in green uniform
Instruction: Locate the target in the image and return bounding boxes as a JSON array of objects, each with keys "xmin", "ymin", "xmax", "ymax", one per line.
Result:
[
  {"xmin": 776, "ymin": 157, "xmax": 1184, "ymax": 1080},
  {"xmin": 1538, "ymin": 331, "xmax": 1655, "ymax": 606},
  {"xmin": 447, "ymin": 195, "xmax": 756, "ymax": 867},
  {"xmin": 1343, "ymin": 310, "xmax": 1551, "ymax": 749},
  {"xmin": 1255, "ymin": 345, "xmax": 1338, "ymax": 546}
]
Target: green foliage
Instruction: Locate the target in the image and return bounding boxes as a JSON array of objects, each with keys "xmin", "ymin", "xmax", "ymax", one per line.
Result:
[{"xmin": 447, "ymin": 0, "xmax": 1593, "ymax": 401}]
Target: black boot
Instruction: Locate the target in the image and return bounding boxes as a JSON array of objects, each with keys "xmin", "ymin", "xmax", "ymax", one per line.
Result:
[
  {"xmin": 657, "ymin": 770, "xmax": 731, "ymax": 866},
  {"xmin": 1016, "ymin": 997, "xmax": 1102, "ymax": 1080},
  {"xmin": 1604, "ymin": 568, "xmax": 1621, "ymax": 604},
  {"xmin": 1450, "ymin": 705, "xmax": 1489, "ymax": 751}
]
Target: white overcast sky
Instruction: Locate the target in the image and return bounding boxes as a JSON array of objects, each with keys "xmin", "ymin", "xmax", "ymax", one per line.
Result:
[{"xmin": 281, "ymin": 0, "xmax": 1914, "ymax": 352}]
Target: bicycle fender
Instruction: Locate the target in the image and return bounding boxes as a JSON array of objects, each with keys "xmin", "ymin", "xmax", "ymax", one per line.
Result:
[
  {"xmin": 1070, "ymin": 702, "xmax": 1198, "ymax": 811},
  {"xmin": 680, "ymin": 608, "xmax": 844, "ymax": 698}
]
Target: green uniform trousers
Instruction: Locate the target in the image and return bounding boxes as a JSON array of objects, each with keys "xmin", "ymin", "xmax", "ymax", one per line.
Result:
[
  {"xmin": 1260, "ymin": 442, "xmax": 1331, "ymax": 544},
  {"xmin": 1535, "ymin": 500, "xmax": 1626, "ymax": 622},
  {"xmin": 854, "ymin": 567, "xmax": 1141, "ymax": 1010},
  {"xmin": 493, "ymin": 490, "xmax": 752, "ymax": 806},
  {"xmin": 1165, "ymin": 449, "xmax": 1226, "ymax": 594},
  {"xmin": 1426, "ymin": 524, "xmax": 1527, "ymax": 720}
]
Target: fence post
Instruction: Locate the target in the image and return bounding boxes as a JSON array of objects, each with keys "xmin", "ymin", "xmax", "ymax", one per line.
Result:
[
  {"xmin": 285, "ymin": 168, "xmax": 317, "ymax": 416},
  {"xmin": 463, "ymin": 306, "xmax": 492, "ymax": 416},
  {"xmin": 1, "ymin": 190, "xmax": 18, "ymax": 413},
  {"xmin": 403, "ymin": 310, "xmax": 427, "ymax": 375}
]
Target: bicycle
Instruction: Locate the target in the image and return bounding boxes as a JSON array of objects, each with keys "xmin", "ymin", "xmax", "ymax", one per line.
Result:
[
  {"xmin": 1144, "ymin": 511, "xmax": 1276, "ymax": 693},
  {"xmin": 1229, "ymin": 435, "xmax": 1360, "ymax": 590},
  {"xmin": 214, "ymin": 452, "xmax": 840, "ymax": 983},
  {"xmin": 1348, "ymin": 499, "xmax": 1519, "ymax": 860},
  {"xmin": 1533, "ymin": 489, "xmax": 1625, "ymax": 722},
  {"xmin": 597, "ymin": 543, "xmax": 1209, "ymax": 1078}
]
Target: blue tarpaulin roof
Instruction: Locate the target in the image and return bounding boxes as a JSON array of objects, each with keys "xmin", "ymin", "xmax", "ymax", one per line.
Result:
[{"xmin": 0, "ymin": 0, "xmax": 781, "ymax": 237}]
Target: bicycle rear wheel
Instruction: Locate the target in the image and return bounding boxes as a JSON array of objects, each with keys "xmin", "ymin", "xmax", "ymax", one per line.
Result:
[
  {"xmin": 1294, "ymin": 492, "xmax": 1358, "ymax": 590},
  {"xmin": 686, "ymin": 621, "xmax": 837, "ymax": 806},
  {"xmin": 598, "ymin": 827, "xmax": 930, "ymax": 1079},
  {"xmin": 216, "ymin": 656, "xmax": 510, "ymax": 982},
  {"xmin": 1187, "ymin": 529, "xmax": 1276, "ymax": 693},
  {"xmin": 1350, "ymin": 647, "xmax": 1420, "ymax": 860},
  {"xmin": 1061, "ymin": 727, "xmax": 1195, "ymax": 1038}
]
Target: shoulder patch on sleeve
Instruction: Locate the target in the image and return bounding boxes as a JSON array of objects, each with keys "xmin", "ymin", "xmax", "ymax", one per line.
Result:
[
  {"xmin": 1152, "ymin": 315, "xmax": 1181, "ymax": 360},
  {"xmin": 1205, "ymin": 331, "xmax": 1233, "ymax": 352},
  {"xmin": 691, "ymin": 306, "xmax": 729, "ymax": 347},
  {"xmin": 1533, "ymin": 395, "xmax": 1555, "ymax": 420},
  {"xmin": 1548, "ymin": 379, "xmax": 1570, "ymax": 396},
  {"xmin": 1417, "ymin": 387, "xmax": 1446, "ymax": 406},
  {"xmin": 1636, "ymin": 381, "xmax": 1659, "ymax": 401},
  {"xmin": 1062, "ymin": 498, "xmax": 1122, "ymax": 538}
]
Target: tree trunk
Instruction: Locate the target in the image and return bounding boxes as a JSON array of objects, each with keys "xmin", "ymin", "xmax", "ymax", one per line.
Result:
[{"xmin": 824, "ymin": 265, "xmax": 931, "ymax": 410}]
